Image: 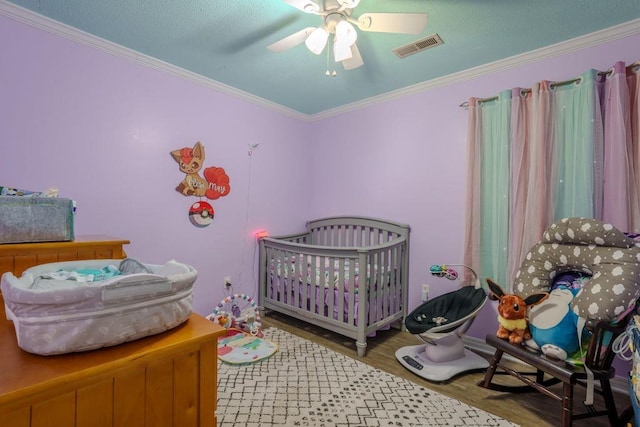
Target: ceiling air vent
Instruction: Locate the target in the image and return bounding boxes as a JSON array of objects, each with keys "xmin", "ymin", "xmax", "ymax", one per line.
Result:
[{"xmin": 392, "ymin": 33, "xmax": 443, "ymax": 59}]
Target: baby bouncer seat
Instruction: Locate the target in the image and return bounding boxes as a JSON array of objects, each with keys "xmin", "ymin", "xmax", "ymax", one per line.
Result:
[{"xmin": 395, "ymin": 264, "xmax": 489, "ymax": 381}]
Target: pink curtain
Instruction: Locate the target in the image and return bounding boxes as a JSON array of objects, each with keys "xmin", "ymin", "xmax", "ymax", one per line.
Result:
[
  {"xmin": 600, "ymin": 61, "xmax": 640, "ymax": 231},
  {"xmin": 507, "ymin": 82, "xmax": 554, "ymax": 281},
  {"xmin": 629, "ymin": 63, "xmax": 640, "ymax": 230},
  {"xmin": 463, "ymin": 60, "xmax": 640, "ymax": 289},
  {"xmin": 462, "ymin": 98, "xmax": 482, "ymax": 284}
]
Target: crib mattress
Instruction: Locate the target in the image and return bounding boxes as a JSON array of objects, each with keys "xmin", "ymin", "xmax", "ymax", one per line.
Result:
[{"xmin": 1, "ymin": 258, "xmax": 196, "ymax": 355}]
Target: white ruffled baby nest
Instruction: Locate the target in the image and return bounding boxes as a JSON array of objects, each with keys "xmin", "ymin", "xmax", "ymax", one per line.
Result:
[{"xmin": 1, "ymin": 258, "xmax": 196, "ymax": 355}]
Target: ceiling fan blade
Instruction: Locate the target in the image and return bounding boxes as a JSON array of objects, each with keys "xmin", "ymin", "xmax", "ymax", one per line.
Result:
[
  {"xmin": 267, "ymin": 27, "xmax": 315, "ymax": 52},
  {"xmin": 342, "ymin": 43, "xmax": 363, "ymax": 70},
  {"xmin": 356, "ymin": 13, "xmax": 428, "ymax": 34},
  {"xmin": 283, "ymin": 0, "xmax": 321, "ymax": 14}
]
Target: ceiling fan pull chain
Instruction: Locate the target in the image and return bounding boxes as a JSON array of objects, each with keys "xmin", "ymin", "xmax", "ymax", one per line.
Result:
[
  {"xmin": 325, "ymin": 39, "xmax": 336, "ymax": 77},
  {"xmin": 325, "ymin": 40, "xmax": 330, "ymax": 75},
  {"xmin": 324, "ymin": 43, "xmax": 338, "ymax": 77}
]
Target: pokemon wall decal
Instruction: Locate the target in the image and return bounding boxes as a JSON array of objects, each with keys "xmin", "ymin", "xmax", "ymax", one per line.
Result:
[
  {"xmin": 171, "ymin": 141, "xmax": 231, "ymax": 227},
  {"xmin": 170, "ymin": 142, "xmax": 231, "ymax": 199}
]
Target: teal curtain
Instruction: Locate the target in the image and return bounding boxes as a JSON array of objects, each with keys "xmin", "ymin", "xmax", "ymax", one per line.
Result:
[
  {"xmin": 478, "ymin": 90, "xmax": 511, "ymax": 285},
  {"xmin": 551, "ymin": 69, "xmax": 598, "ymax": 220}
]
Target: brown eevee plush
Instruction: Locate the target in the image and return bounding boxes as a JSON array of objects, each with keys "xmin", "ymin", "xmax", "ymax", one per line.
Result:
[{"xmin": 487, "ymin": 278, "xmax": 549, "ymax": 344}]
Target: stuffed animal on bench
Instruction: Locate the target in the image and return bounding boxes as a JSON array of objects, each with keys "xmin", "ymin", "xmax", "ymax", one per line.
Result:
[
  {"xmin": 525, "ymin": 284, "xmax": 589, "ymax": 360},
  {"xmin": 487, "ymin": 279, "xmax": 549, "ymax": 344}
]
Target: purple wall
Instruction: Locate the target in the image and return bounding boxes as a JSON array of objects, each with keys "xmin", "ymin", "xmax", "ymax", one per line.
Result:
[
  {"xmin": 0, "ymin": 14, "xmax": 312, "ymax": 315},
  {"xmin": 2, "ymin": 12, "xmax": 639, "ymax": 375}
]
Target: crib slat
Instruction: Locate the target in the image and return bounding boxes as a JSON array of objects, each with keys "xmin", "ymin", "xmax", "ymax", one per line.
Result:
[
  {"xmin": 336, "ymin": 257, "xmax": 345, "ymax": 323},
  {"xmin": 366, "ymin": 252, "xmax": 374, "ymax": 326},
  {"xmin": 358, "ymin": 251, "xmax": 368, "ymax": 345},
  {"xmin": 276, "ymin": 248, "xmax": 284, "ymax": 305},
  {"xmin": 372, "ymin": 251, "xmax": 379, "ymax": 325},
  {"xmin": 302, "ymin": 252, "xmax": 311, "ymax": 311},
  {"xmin": 319, "ymin": 255, "xmax": 327, "ymax": 316},
  {"xmin": 348, "ymin": 258, "xmax": 356, "ymax": 326},
  {"xmin": 325, "ymin": 255, "xmax": 333, "ymax": 321},
  {"xmin": 390, "ymin": 245, "xmax": 399, "ymax": 313},
  {"xmin": 308, "ymin": 255, "xmax": 316, "ymax": 314},
  {"xmin": 285, "ymin": 249, "xmax": 291, "ymax": 305},
  {"xmin": 378, "ymin": 249, "xmax": 386, "ymax": 321}
]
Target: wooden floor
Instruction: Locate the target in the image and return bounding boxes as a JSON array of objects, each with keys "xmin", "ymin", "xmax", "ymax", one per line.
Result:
[{"xmin": 262, "ymin": 312, "xmax": 634, "ymax": 427}]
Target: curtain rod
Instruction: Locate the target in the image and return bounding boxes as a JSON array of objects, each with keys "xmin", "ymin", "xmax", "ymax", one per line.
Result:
[{"xmin": 459, "ymin": 61, "xmax": 640, "ymax": 109}]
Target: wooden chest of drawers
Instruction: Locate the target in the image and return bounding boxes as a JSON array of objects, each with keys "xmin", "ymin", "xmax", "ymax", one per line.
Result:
[
  {"xmin": 0, "ymin": 236, "xmax": 224, "ymax": 426},
  {"xmin": 0, "ymin": 235, "xmax": 130, "ymax": 276}
]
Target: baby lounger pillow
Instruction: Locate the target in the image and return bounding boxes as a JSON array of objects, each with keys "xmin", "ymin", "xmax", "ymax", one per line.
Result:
[
  {"xmin": 1, "ymin": 258, "xmax": 196, "ymax": 355},
  {"xmin": 514, "ymin": 217, "xmax": 640, "ymax": 321}
]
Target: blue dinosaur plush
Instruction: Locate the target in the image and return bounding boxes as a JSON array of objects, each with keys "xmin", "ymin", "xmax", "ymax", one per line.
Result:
[{"xmin": 525, "ymin": 285, "xmax": 588, "ymax": 361}]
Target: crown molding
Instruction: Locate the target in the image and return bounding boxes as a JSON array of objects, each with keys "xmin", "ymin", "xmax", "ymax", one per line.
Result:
[
  {"xmin": 310, "ymin": 18, "xmax": 640, "ymax": 121},
  {"xmin": 0, "ymin": 0, "xmax": 311, "ymax": 122},
  {"xmin": 2, "ymin": 0, "xmax": 639, "ymax": 123}
]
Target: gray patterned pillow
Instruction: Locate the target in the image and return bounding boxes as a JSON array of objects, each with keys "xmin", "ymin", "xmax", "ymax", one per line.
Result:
[
  {"xmin": 543, "ymin": 217, "xmax": 636, "ymax": 248},
  {"xmin": 514, "ymin": 217, "xmax": 640, "ymax": 321}
]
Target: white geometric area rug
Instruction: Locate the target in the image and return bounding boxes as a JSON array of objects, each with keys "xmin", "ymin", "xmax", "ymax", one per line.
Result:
[{"xmin": 217, "ymin": 327, "xmax": 517, "ymax": 427}]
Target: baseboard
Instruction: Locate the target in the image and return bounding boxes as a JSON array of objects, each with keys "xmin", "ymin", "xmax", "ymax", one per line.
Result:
[{"xmin": 463, "ymin": 335, "xmax": 628, "ymax": 394}]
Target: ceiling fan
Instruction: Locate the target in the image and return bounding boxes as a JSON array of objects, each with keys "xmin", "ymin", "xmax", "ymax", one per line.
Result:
[{"xmin": 267, "ymin": 0, "xmax": 428, "ymax": 70}]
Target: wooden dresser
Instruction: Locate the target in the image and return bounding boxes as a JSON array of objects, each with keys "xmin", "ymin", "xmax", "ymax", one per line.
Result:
[
  {"xmin": 0, "ymin": 237, "xmax": 225, "ymax": 427},
  {"xmin": 0, "ymin": 235, "xmax": 130, "ymax": 276}
]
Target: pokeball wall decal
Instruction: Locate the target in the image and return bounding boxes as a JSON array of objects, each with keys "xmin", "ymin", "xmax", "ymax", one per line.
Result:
[{"xmin": 189, "ymin": 201, "xmax": 214, "ymax": 228}]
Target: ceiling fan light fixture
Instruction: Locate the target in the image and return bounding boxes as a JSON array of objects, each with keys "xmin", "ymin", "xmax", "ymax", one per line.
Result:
[
  {"xmin": 305, "ymin": 27, "xmax": 329, "ymax": 54},
  {"xmin": 333, "ymin": 39, "xmax": 353, "ymax": 62},
  {"xmin": 335, "ymin": 20, "xmax": 357, "ymax": 46},
  {"xmin": 272, "ymin": 0, "xmax": 429, "ymax": 71}
]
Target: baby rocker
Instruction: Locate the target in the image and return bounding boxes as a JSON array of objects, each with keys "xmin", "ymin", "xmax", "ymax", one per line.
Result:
[{"xmin": 395, "ymin": 264, "xmax": 489, "ymax": 381}]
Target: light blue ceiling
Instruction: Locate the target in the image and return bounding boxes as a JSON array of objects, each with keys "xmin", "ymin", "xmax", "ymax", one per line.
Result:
[{"xmin": 4, "ymin": 0, "xmax": 640, "ymax": 116}]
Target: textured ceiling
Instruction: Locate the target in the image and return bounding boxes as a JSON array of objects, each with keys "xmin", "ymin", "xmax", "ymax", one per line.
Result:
[{"xmin": 3, "ymin": 0, "xmax": 640, "ymax": 116}]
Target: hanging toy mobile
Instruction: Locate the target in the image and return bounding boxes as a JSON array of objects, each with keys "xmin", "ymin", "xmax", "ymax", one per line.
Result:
[{"xmin": 206, "ymin": 293, "xmax": 264, "ymax": 338}]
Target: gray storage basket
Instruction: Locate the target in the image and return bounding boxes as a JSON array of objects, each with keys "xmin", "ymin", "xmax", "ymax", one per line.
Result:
[{"xmin": 0, "ymin": 196, "xmax": 75, "ymax": 244}]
